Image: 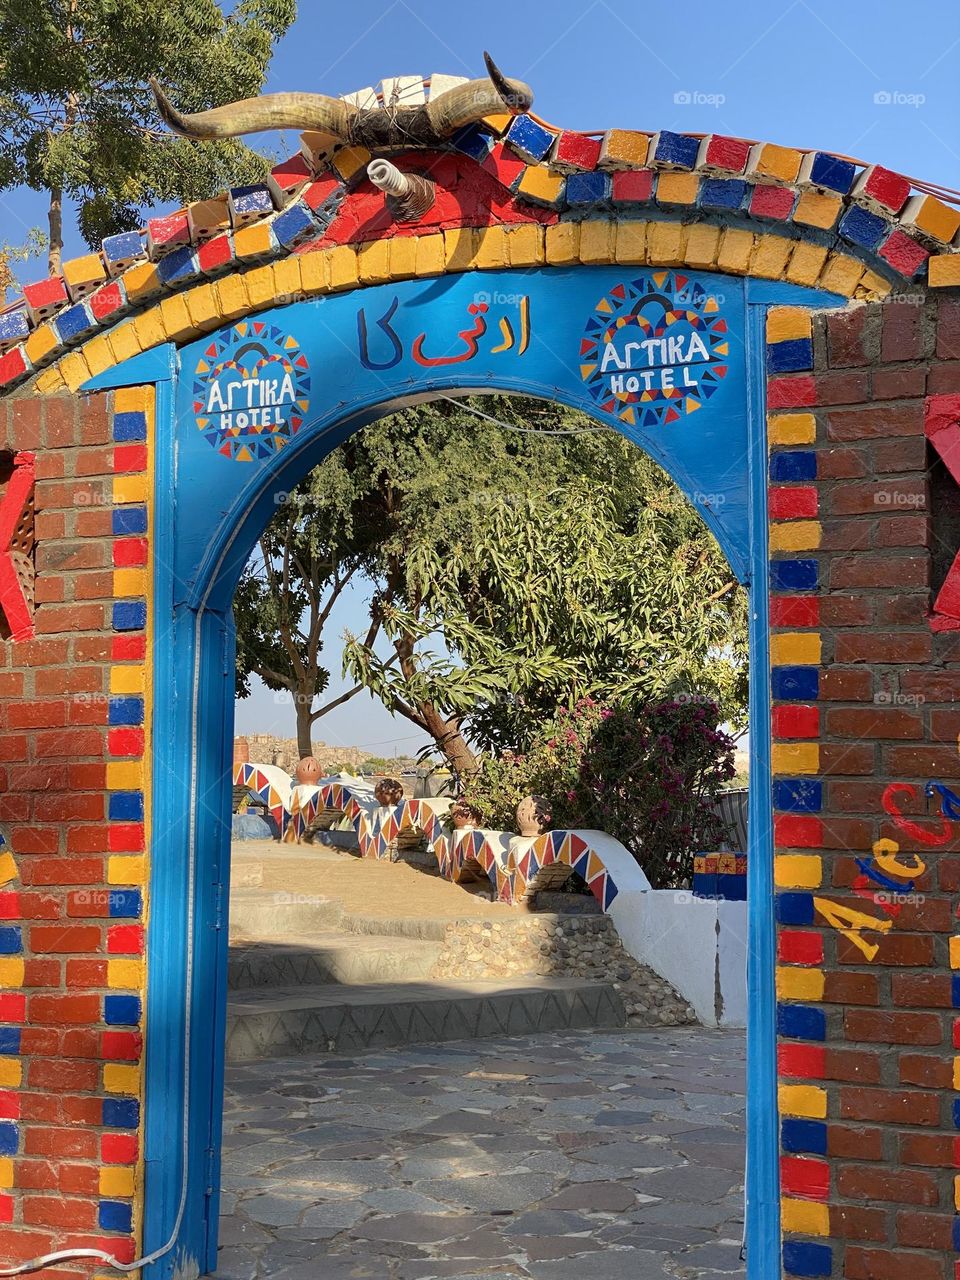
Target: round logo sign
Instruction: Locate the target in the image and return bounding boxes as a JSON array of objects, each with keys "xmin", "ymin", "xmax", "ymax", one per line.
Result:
[
  {"xmin": 192, "ymin": 320, "xmax": 311, "ymax": 462},
  {"xmin": 578, "ymin": 271, "xmax": 728, "ymax": 428}
]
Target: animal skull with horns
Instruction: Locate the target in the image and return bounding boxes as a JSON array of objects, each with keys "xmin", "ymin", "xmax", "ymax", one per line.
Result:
[{"xmin": 150, "ymin": 53, "xmax": 533, "ymax": 151}]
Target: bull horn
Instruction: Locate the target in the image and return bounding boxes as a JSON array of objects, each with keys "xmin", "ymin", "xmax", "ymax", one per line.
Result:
[
  {"xmin": 424, "ymin": 54, "xmax": 533, "ymax": 136},
  {"xmin": 150, "ymin": 76, "xmax": 356, "ymax": 140}
]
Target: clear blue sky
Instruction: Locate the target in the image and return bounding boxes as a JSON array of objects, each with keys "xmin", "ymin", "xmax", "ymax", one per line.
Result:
[{"xmin": 4, "ymin": 0, "xmax": 958, "ymax": 751}]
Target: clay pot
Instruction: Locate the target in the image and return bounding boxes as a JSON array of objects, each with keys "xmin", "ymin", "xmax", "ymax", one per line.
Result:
[
  {"xmin": 294, "ymin": 756, "xmax": 323, "ymax": 786},
  {"xmin": 374, "ymin": 777, "xmax": 404, "ymax": 807},
  {"xmin": 450, "ymin": 799, "xmax": 483, "ymax": 830},
  {"xmin": 516, "ymin": 794, "xmax": 553, "ymax": 837}
]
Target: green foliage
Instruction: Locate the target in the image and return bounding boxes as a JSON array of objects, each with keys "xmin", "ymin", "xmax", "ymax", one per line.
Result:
[
  {"xmin": 0, "ymin": 0, "xmax": 296, "ymax": 263},
  {"xmin": 462, "ymin": 698, "xmax": 736, "ymax": 889}
]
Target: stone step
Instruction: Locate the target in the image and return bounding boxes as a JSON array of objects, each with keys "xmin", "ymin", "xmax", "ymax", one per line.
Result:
[
  {"xmin": 228, "ymin": 933, "xmax": 442, "ymax": 989},
  {"xmin": 224, "ymin": 978, "xmax": 626, "ymax": 1061},
  {"xmin": 229, "ymin": 889, "xmax": 344, "ymax": 940}
]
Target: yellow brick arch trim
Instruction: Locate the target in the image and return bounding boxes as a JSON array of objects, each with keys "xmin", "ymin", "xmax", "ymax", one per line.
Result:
[{"xmin": 31, "ymin": 219, "xmax": 888, "ymax": 396}]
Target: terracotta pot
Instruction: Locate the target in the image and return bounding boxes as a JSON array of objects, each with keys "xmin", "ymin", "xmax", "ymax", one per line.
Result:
[
  {"xmin": 516, "ymin": 794, "xmax": 553, "ymax": 837},
  {"xmin": 374, "ymin": 777, "xmax": 404, "ymax": 806},
  {"xmin": 450, "ymin": 799, "xmax": 482, "ymax": 830},
  {"xmin": 294, "ymin": 756, "xmax": 323, "ymax": 786}
]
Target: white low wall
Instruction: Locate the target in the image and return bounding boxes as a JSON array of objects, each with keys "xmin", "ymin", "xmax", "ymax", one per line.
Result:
[{"xmin": 609, "ymin": 889, "xmax": 748, "ymax": 1028}]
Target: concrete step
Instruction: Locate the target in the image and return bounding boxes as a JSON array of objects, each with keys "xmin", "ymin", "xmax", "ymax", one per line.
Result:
[
  {"xmin": 228, "ymin": 934, "xmax": 442, "ymax": 989},
  {"xmin": 229, "ymin": 889, "xmax": 343, "ymax": 940},
  {"xmin": 224, "ymin": 978, "xmax": 626, "ymax": 1061}
]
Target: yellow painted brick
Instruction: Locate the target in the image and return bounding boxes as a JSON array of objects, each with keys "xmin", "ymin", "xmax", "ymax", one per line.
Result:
[
  {"xmin": 115, "ymin": 386, "xmax": 147, "ymax": 413},
  {"xmin": 786, "ymin": 241, "xmax": 830, "ymax": 288},
  {"xmin": 274, "ymin": 255, "xmax": 303, "ymax": 303},
  {"xmin": 856, "ymin": 269, "xmax": 893, "ymax": 301},
  {"xmin": 545, "ymin": 222, "xmax": 581, "ymax": 265},
  {"xmin": 481, "ymin": 112, "xmax": 512, "ymax": 135},
  {"xmin": 778, "ymin": 1083, "xmax": 827, "ymax": 1119},
  {"xmin": 0, "ymin": 1058, "xmax": 21, "ymax": 1088},
  {"xmin": 793, "ymin": 190, "xmax": 842, "ymax": 231},
  {"xmin": 234, "ymin": 222, "xmax": 275, "ymax": 261},
  {"xmin": 516, "ymin": 165, "xmax": 564, "ymax": 206},
  {"xmin": 242, "ymin": 263, "xmax": 278, "ymax": 310},
  {"xmin": 130, "ymin": 310, "xmax": 166, "ymax": 354},
  {"xmin": 100, "ymin": 1166, "xmax": 136, "ymax": 1197},
  {"xmin": 772, "ymin": 742, "xmax": 820, "ymax": 775},
  {"xmin": 819, "ymin": 253, "xmax": 865, "ymax": 298},
  {"xmin": 357, "ymin": 238, "xmax": 393, "ymax": 284},
  {"xmin": 184, "ymin": 282, "xmax": 224, "ymax": 331},
  {"xmin": 656, "ymin": 171, "xmax": 700, "ymax": 205},
  {"xmin": 106, "ymin": 322, "xmax": 144, "ymax": 367},
  {"xmin": 909, "ymin": 194, "xmax": 960, "ymax": 244},
  {"xmin": 189, "ymin": 198, "xmax": 231, "ymax": 240},
  {"xmin": 123, "ymin": 261, "xmax": 161, "ymax": 305},
  {"xmin": 0, "ymin": 851, "xmax": 17, "ymax": 887},
  {"xmin": 955, "ymin": 1057, "xmax": 960, "ymax": 1092},
  {"xmin": 0, "ymin": 1158, "xmax": 12, "ymax": 1189},
  {"xmin": 34, "ymin": 364, "xmax": 68, "ymax": 394},
  {"xmin": 106, "ymin": 760, "xmax": 144, "ymax": 790},
  {"xmin": 108, "ymin": 958, "xmax": 144, "ymax": 990},
  {"xmin": 614, "ymin": 220, "xmax": 648, "ymax": 265},
  {"xmin": 774, "ymin": 854, "xmax": 823, "ymax": 889},
  {"xmin": 109, "ymin": 665, "xmax": 145, "ymax": 695},
  {"xmin": 766, "ymin": 307, "xmax": 813, "ymax": 344},
  {"xmin": 104, "ymin": 1063, "xmax": 141, "ymax": 1096},
  {"xmin": 769, "ymin": 521, "xmax": 822, "ymax": 553},
  {"xmin": 82, "ymin": 333, "xmax": 116, "ymax": 378},
  {"xmin": 24, "ymin": 323, "xmax": 59, "ymax": 366},
  {"xmin": 928, "ymin": 254, "xmax": 960, "ymax": 289},
  {"xmin": 950, "ymin": 936, "xmax": 960, "ymax": 969},
  {"xmin": 955, "ymin": 1173, "xmax": 960, "ymax": 1212},
  {"xmin": 684, "ymin": 223, "xmax": 721, "ymax": 270},
  {"xmin": 158, "ymin": 293, "xmax": 195, "ymax": 342},
  {"xmin": 473, "ymin": 226, "xmax": 511, "ymax": 270},
  {"xmin": 386, "ymin": 235, "xmax": 419, "ymax": 280},
  {"xmin": 108, "ymin": 855, "xmax": 145, "ymax": 886},
  {"xmin": 63, "ymin": 253, "xmax": 106, "ymax": 293},
  {"xmin": 752, "ymin": 144, "xmax": 802, "ymax": 184},
  {"xmin": 443, "ymin": 227, "xmax": 480, "ymax": 272},
  {"xmin": 505, "ymin": 224, "xmax": 544, "ymax": 267},
  {"xmin": 326, "ymin": 245, "xmax": 360, "ymax": 291},
  {"xmin": 0, "ymin": 957, "xmax": 25, "ymax": 987},
  {"xmin": 781, "ymin": 1198, "xmax": 829, "ymax": 1236},
  {"xmin": 113, "ymin": 568, "xmax": 147, "ymax": 598},
  {"xmin": 213, "ymin": 274, "xmax": 251, "ymax": 321},
  {"xmin": 647, "ymin": 220, "xmax": 685, "ymax": 266},
  {"xmin": 414, "ymin": 233, "xmax": 446, "ymax": 277},
  {"xmin": 751, "ymin": 233, "xmax": 794, "ymax": 281},
  {"xmin": 113, "ymin": 474, "xmax": 147, "ymax": 505},
  {"xmin": 58, "ymin": 350, "xmax": 93, "ymax": 392},
  {"xmin": 579, "ymin": 220, "xmax": 617, "ymax": 265},
  {"xmin": 776, "ymin": 966, "xmax": 825, "ymax": 1002},
  {"xmin": 598, "ymin": 129, "xmax": 651, "ymax": 170},
  {"xmin": 717, "ymin": 227, "xmax": 755, "ymax": 275},
  {"xmin": 769, "ymin": 413, "xmax": 816, "ymax": 446},
  {"xmin": 299, "ymin": 250, "xmax": 328, "ymax": 295},
  {"xmin": 331, "ymin": 145, "xmax": 371, "ymax": 182}
]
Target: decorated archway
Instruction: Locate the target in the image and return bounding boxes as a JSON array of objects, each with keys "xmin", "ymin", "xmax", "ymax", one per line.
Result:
[{"xmin": 1, "ymin": 62, "xmax": 960, "ymax": 1280}]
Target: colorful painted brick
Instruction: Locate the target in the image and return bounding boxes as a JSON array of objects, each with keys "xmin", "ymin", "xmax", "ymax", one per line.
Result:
[
  {"xmin": 750, "ymin": 185, "xmax": 797, "ymax": 221},
  {"xmin": 797, "ymin": 152, "xmax": 856, "ymax": 195},
  {"xmin": 514, "ymin": 166, "xmax": 565, "ymax": 208},
  {"xmin": 852, "ymin": 164, "xmax": 911, "ymax": 215},
  {"xmin": 101, "ymin": 231, "xmax": 145, "ymax": 277},
  {"xmin": 505, "ymin": 115, "xmax": 556, "ymax": 163},
  {"xmin": 648, "ymin": 131, "xmax": 700, "ymax": 170},
  {"xmin": 228, "ymin": 185, "xmax": 275, "ymax": 227},
  {"xmin": 187, "ymin": 198, "xmax": 231, "ymax": 243},
  {"xmin": 598, "ymin": 130, "xmax": 651, "ymax": 171},
  {"xmin": 551, "ymin": 131, "xmax": 602, "ymax": 173},
  {"xmin": 878, "ymin": 228, "xmax": 930, "ymax": 279},
  {"xmin": 146, "ymin": 211, "xmax": 190, "ymax": 258},
  {"xmin": 22, "ymin": 275, "xmax": 68, "ymax": 324},
  {"xmin": 0, "ymin": 310, "xmax": 30, "ymax": 352},
  {"xmin": 748, "ymin": 143, "xmax": 803, "ymax": 185},
  {"xmin": 697, "ymin": 135, "xmax": 752, "ymax": 175},
  {"xmin": 610, "ymin": 170, "xmax": 654, "ymax": 203},
  {"xmin": 900, "ymin": 192, "xmax": 960, "ymax": 245},
  {"xmin": 267, "ymin": 153, "xmax": 312, "ymax": 203},
  {"xmin": 62, "ymin": 253, "xmax": 107, "ymax": 301},
  {"xmin": 272, "ymin": 202, "xmax": 318, "ymax": 251},
  {"xmin": 700, "ymin": 178, "xmax": 748, "ymax": 212}
]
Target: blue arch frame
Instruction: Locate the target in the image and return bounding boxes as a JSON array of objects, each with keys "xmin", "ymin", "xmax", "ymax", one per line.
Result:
[{"xmin": 85, "ymin": 265, "xmax": 840, "ymax": 1280}]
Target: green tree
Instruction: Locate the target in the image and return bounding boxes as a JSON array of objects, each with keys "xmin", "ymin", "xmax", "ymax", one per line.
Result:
[{"xmin": 0, "ymin": 0, "xmax": 295, "ymax": 273}]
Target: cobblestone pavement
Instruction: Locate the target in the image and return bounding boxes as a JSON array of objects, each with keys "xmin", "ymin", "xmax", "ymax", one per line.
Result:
[{"xmin": 216, "ymin": 1027, "xmax": 746, "ymax": 1280}]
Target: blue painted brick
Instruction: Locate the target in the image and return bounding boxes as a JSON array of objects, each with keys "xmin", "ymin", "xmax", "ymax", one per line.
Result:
[
  {"xmin": 99, "ymin": 1200, "xmax": 133, "ymax": 1233},
  {"xmin": 776, "ymin": 892, "xmax": 815, "ymax": 926},
  {"xmin": 113, "ymin": 601, "xmax": 147, "ymax": 631},
  {"xmin": 156, "ymin": 245, "xmax": 199, "ymax": 286},
  {"xmin": 780, "ymin": 1118, "xmax": 827, "ymax": 1155},
  {"xmin": 109, "ymin": 792, "xmax": 144, "ymax": 822},
  {"xmin": 783, "ymin": 1240, "xmax": 832, "ymax": 1278},
  {"xmin": 953, "ymin": 1097, "xmax": 960, "ymax": 1129},
  {"xmin": 774, "ymin": 779, "xmax": 823, "ymax": 813},
  {"xmin": 505, "ymin": 115, "xmax": 556, "ymax": 162},
  {"xmin": 112, "ymin": 506, "xmax": 147, "ymax": 536},
  {"xmin": 0, "ymin": 1028, "xmax": 21, "ymax": 1054},
  {"xmin": 272, "ymin": 203, "xmax": 316, "ymax": 250},
  {"xmin": 770, "ymin": 559, "xmax": 818, "ymax": 592},
  {"xmin": 0, "ymin": 310, "xmax": 30, "ymax": 346},
  {"xmin": 0, "ymin": 1122, "xmax": 17, "ymax": 1156},
  {"xmin": 777, "ymin": 1002, "xmax": 826, "ymax": 1041},
  {"xmin": 565, "ymin": 170, "xmax": 611, "ymax": 206},
  {"xmin": 807, "ymin": 152, "xmax": 856, "ymax": 194},
  {"xmin": 769, "ymin": 451, "xmax": 817, "ymax": 482},
  {"xmin": 839, "ymin": 204, "xmax": 888, "ymax": 251},
  {"xmin": 0, "ymin": 927, "xmax": 22, "ymax": 955},
  {"xmin": 771, "ymin": 666, "xmax": 820, "ymax": 701},
  {"xmin": 109, "ymin": 889, "xmax": 143, "ymax": 918},
  {"xmin": 109, "ymin": 696, "xmax": 144, "ymax": 727},
  {"xmin": 103, "ymin": 1097, "xmax": 140, "ymax": 1128},
  {"xmin": 700, "ymin": 178, "xmax": 748, "ymax": 211},
  {"xmin": 952, "ymin": 974, "xmax": 960, "ymax": 1007},
  {"xmin": 102, "ymin": 231, "xmax": 144, "ymax": 269},
  {"xmin": 767, "ymin": 338, "xmax": 814, "ymax": 373},
  {"xmin": 954, "ymin": 1216, "xmax": 960, "ymax": 1250},
  {"xmin": 55, "ymin": 301, "xmax": 96, "ymax": 344},
  {"xmin": 113, "ymin": 411, "xmax": 147, "ymax": 442},
  {"xmin": 104, "ymin": 994, "xmax": 142, "ymax": 1027},
  {"xmin": 652, "ymin": 130, "xmax": 700, "ymax": 169},
  {"xmin": 451, "ymin": 124, "xmax": 493, "ymax": 162},
  {"xmin": 229, "ymin": 185, "xmax": 274, "ymax": 218}
]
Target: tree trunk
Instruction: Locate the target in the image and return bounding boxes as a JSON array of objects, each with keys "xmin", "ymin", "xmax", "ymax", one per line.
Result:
[
  {"xmin": 295, "ymin": 694, "xmax": 314, "ymax": 759},
  {"xmin": 417, "ymin": 702, "xmax": 478, "ymax": 782},
  {"xmin": 47, "ymin": 188, "xmax": 63, "ymax": 276}
]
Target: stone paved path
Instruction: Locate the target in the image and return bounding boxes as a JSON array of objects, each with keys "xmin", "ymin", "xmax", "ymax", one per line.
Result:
[{"xmin": 216, "ymin": 1027, "xmax": 746, "ymax": 1279}]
